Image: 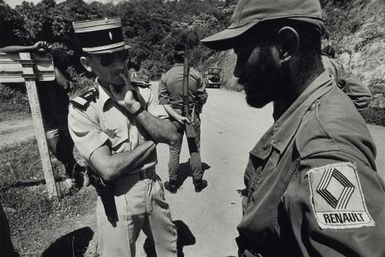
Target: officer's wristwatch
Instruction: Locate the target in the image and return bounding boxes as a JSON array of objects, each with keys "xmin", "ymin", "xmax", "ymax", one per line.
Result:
[{"xmin": 132, "ymin": 105, "xmax": 145, "ymax": 116}]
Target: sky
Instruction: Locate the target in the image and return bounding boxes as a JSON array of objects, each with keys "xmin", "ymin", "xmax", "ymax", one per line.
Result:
[{"xmin": 4, "ymin": 0, "xmax": 121, "ymax": 8}]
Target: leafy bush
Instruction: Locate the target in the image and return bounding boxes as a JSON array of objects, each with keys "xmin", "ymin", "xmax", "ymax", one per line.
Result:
[
  {"xmin": 322, "ymin": 0, "xmax": 371, "ymax": 42},
  {"xmin": 1, "ymin": 0, "xmax": 233, "ymax": 80},
  {"xmin": 0, "ymin": 83, "xmax": 30, "ymax": 116},
  {"xmin": 361, "ymin": 107, "xmax": 385, "ymax": 126},
  {"xmin": 68, "ymin": 74, "xmax": 95, "ymax": 99}
]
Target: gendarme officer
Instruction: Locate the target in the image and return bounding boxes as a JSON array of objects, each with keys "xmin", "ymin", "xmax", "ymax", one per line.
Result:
[
  {"xmin": 68, "ymin": 18, "xmax": 178, "ymax": 257},
  {"xmin": 202, "ymin": 0, "xmax": 385, "ymax": 256}
]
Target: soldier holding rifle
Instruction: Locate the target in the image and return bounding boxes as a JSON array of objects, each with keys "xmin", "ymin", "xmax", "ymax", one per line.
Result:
[
  {"xmin": 158, "ymin": 43, "xmax": 208, "ymax": 193},
  {"xmin": 68, "ymin": 18, "xmax": 178, "ymax": 257}
]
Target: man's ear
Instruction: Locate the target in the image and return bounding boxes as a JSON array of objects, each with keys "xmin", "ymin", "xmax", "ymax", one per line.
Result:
[
  {"xmin": 276, "ymin": 26, "xmax": 299, "ymax": 62},
  {"xmin": 80, "ymin": 56, "xmax": 93, "ymax": 73}
]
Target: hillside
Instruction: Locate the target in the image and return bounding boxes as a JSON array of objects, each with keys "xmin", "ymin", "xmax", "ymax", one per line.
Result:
[
  {"xmin": 332, "ymin": 0, "xmax": 385, "ymax": 109},
  {"xmin": 212, "ymin": 0, "xmax": 385, "ymax": 125}
]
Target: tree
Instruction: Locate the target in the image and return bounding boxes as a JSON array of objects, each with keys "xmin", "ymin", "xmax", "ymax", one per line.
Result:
[
  {"xmin": 2, "ymin": 0, "xmax": 233, "ymax": 78},
  {"xmin": 0, "ymin": 1, "xmax": 28, "ymax": 45}
]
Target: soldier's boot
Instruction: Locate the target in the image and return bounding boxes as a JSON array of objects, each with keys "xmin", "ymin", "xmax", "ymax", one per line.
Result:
[
  {"xmin": 193, "ymin": 179, "xmax": 208, "ymax": 193},
  {"xmin": 164, "ymin": 180, "xmax": 178, "ymax": 194}
]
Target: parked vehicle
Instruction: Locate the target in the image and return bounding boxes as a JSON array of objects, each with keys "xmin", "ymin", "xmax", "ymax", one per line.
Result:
[{"xmin": 205, "ymin": 67, "xmax": 222, "ymax": 88}]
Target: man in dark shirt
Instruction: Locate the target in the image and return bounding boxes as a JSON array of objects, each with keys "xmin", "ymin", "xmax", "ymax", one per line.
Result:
[
  {"xmin": 201, "ymin": 0, "xmax": 385, "ymax": 256},
  {"xmin": 0, "ymin": 42, "xmax": 86, "ymax": 190},
  {"xmin": 158, "ymin": 44, "xmax": 208, "ymax": 193},
  {"xmin": 0, "ymin": 202, "xmax": 19, "ymax": 257}
]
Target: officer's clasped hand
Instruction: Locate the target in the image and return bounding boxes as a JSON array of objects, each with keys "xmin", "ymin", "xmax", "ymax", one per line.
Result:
[{"xmin": 176, "ymin": 115, "xmax": 191, "ymax": 125}]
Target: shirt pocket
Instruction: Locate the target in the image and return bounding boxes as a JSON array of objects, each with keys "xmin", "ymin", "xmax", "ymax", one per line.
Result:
[{"xmin": 108, "ymin": 130, "xmax": 130, "ymax": 153}]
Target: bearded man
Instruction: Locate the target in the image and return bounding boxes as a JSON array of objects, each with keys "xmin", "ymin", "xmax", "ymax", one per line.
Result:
[{"xmin": 202, "ymin": 0, "xmax": 385, "ymax": 256}]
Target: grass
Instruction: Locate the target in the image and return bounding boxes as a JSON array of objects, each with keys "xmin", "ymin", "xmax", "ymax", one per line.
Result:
[{"xmin": 0, "ymin": 139, "xmax": 97, "ymax": 256}]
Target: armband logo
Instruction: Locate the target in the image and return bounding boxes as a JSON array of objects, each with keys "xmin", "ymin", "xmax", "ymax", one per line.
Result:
[{"xmin": 307, "ymin": 162, "xmax": 375, "ymax": 230}]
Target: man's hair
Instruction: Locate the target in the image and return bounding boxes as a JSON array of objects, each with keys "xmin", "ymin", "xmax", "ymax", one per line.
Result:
[
  {"xmin": 245, "ymin": 19, "xmax": 323, "ymax": 74},
  {"xmin": 173, "ymin": 43, "xmax": 185, "ymax": 63},
  {"xmin": 49, "ymin": 47, "xmax": 73, "ymax": 82}
]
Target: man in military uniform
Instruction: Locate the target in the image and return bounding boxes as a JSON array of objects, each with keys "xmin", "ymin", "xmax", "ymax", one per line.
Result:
[
  {"xmin": 68, "ymin": 18, "xmax": 177, "ymax": 257},
  {"xmin": 202, "ymin": 0, "xmax": 385, "ymax": 256},
  {"xmin": 321, "ymin": 45, "xmax": 372, "ymax": 113},
  {"xmin": 158, "ymin": 43, "xmax": 208, "ymax": 193}
]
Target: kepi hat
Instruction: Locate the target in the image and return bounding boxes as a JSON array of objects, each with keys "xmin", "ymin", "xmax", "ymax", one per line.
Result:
[
  {"xmin": 201, "ymin": 0, "xmax": 324, "ymax": 50},
  {"xmin": 72, "ymin": 18, "xmax": 130, "ymax": 54}
]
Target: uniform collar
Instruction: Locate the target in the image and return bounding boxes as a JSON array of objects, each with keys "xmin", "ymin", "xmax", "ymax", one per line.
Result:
[
  {"xmin": 96, "ymin": 80, "xmax": 115, "ymax": 111},
  {"xmin": 250, "ymin": 71, "xmax": 333, "ymax": 159}
]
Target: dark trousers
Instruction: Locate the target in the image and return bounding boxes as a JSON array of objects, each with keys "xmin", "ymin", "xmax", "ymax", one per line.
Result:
[
  {"xmin": 0, "ymin": 203, "xmax": 19, "ymax": 257},
  {"xmin": 169, "ymin": 118, "xmax": 203, "ymax": 181},
  {"xmin": 45, "ymin": 124, "xmax": 77, "ymax": 178}
]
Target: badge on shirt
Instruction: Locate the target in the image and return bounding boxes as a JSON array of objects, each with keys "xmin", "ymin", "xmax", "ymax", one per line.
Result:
[
  {"xmin": 104, "ymin": 128, "xmax": 119, "ymax": 139},
  {"xmin": 307, "ymin": 162, "xmax": 375, "ymax": 230}
]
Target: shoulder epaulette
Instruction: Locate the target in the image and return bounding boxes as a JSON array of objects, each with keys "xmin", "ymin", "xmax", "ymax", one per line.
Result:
[
  {"xmin": 70, "ymin": 87, "xmax": 98, "ymax": 110},
  {"xmin": 131, "ymin": 80, "xmax": 151, "ymax": 88}
]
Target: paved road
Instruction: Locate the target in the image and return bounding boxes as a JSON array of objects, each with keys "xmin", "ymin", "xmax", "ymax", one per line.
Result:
[{"xmin": 147, "ymin": 89, "xmax": 274, "ymax": 257}]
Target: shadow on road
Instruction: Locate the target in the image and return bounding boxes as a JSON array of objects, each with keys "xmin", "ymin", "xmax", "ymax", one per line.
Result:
[
  {"xmin": 41, "ymin": 227, "xmax": 94, "ymax": 257},
  {"xmin": 176, "ymin": 161, "xmax": 211, "ymax": 188},
  {"xmin": 144, "ymin": 220, "xmax": 195, "ymax": 257}
]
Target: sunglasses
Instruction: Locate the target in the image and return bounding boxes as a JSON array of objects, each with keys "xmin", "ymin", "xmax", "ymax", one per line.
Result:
[{"xmin": 91, "ymin": 51, "xmax": 129, "ymax": 67}]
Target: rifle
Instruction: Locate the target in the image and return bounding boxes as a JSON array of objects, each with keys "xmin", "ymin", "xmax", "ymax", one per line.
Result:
[
  {"xmin": 182, "ymin": 50, "xmax": 196, "ymax": 139},
  {"xmin": 182, "ymin": 49, "xmax": 201, "ymax": 155}
]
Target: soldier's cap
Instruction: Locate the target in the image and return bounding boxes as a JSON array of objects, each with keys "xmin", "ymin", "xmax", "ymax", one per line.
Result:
[
  {"xmin": 201, "ymin": 0, "xmax": 324, "ymax": 51},
  {"xmin": 72, "ymin": 18, "xmax": 131, "ymax": 54}
]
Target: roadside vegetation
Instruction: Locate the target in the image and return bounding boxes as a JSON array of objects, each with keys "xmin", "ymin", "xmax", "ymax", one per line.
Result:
[
  {"xmin": 1, "ymin": 0, "xmax": 383, "ymax": 125},
  {"xmin": 0, "ymin": 139, "xmax": 96, "ymax": 256},
  {"xmin": 321, "ymin": 0, "xmax": 385, "ymax": 125}
]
